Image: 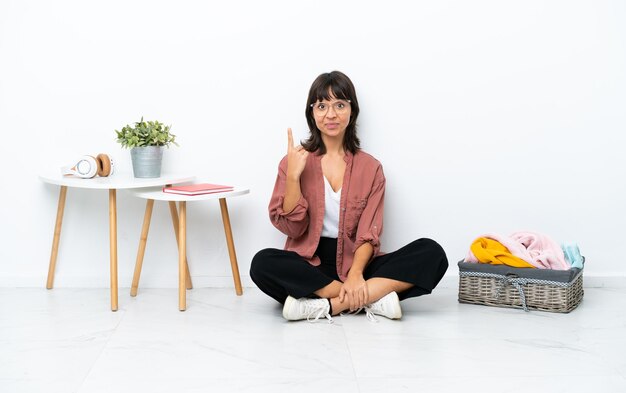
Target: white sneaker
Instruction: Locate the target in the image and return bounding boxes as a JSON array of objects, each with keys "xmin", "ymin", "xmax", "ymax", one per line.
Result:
[
  {"xmin": 364, "ymin": 291, "xmax": 402, "ymax": 322},
  {"xmin": 283, "ymin": 296, "xmax": 333, "ymax": 323}
]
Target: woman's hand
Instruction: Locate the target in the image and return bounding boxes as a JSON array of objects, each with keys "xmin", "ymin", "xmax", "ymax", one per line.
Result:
[
  {"xmin": 339, "ymin": 243, "xmax": 374, "ymax": 311},
  {"xmin": 286, "ymin": 128, "xmax": 308, "ymax": 180},
  {"xmin": 339, "ymin": 272, "xmax": 369, "ymax": 312}
]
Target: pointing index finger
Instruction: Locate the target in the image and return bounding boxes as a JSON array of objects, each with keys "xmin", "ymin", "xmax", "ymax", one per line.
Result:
[{"xmin": 287, "ymin": 128, "xmax": 294, "ymax": 150}]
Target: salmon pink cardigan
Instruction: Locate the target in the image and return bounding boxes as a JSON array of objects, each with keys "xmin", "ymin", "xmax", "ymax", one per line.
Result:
[{"xmin": 269, "ymin": 150, "xmax": 385, "ymax": 281}]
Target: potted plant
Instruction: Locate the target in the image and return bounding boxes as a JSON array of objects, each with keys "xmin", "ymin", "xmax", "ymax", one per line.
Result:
[{"xmin": 115, "ymin": 117, "xmax": 178, "ymax": 178}]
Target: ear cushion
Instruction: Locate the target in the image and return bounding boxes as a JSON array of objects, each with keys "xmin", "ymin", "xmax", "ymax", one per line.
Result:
[
  {"xmin": 61, "ymin": 155, "xmax": 98, "ymax": 178},
  {"xmin": 96, "ymin": 154, "xmax": 114, "ymax": 177}
]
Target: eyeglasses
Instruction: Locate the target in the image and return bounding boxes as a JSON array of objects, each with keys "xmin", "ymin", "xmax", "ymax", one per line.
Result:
[{"xmin": 310, "ymin": 99, "xmax": 351, "ymax": 116}]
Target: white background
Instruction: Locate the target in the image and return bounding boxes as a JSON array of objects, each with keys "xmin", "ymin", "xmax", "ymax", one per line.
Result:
[{"xmin": 1, "ymin": 0, "xmax": 624, "ymax": 288}]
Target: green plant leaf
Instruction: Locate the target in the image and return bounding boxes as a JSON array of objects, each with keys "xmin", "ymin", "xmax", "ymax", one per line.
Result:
[{"xmin": 114, "ymin": 117, "xmax": 178, "ymax": 149}]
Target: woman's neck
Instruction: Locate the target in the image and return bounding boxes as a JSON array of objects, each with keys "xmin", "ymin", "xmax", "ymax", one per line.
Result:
[{"xmin": 321, "ymin": 135, "xmax": 345, "ymax": 157}]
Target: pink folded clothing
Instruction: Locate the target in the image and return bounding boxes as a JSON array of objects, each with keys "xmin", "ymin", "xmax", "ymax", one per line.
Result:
[
  {"xmin": 510, "ymin": 232, "xmax": 568, "ymax": 270},
  {"xmin": 465, "ymin": 231, "xmax": 569, "ymax": 270}
]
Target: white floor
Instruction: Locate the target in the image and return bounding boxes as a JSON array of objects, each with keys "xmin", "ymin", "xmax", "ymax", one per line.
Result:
[{"xmin": 2, "ymin": 286, "xmax": 626, "ymax": 393}]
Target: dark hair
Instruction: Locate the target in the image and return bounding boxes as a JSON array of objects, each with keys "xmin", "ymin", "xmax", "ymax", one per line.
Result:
[{"xmin": 302, "ymin": 71, "xmax": 360, "ymax": 154}]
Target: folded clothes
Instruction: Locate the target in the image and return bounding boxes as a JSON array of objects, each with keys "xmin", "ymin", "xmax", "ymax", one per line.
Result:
[
  {"xmin": 562, "ymin": 242, "xmax": 584, "ymax": 269},
  {"xmin": 469, "ymin": 237, "xmax": 536, "ymax": 268},
  {"xmin": 510, "ymin": 232, "xmax": 569, "ymax": 270},
  {"xmin": 465, "ymin": 232, "xmax": 537, "ymax": 267},
  {"xmin": 465, "ymin": 231, "xmax": 570, "ymax": 270}
]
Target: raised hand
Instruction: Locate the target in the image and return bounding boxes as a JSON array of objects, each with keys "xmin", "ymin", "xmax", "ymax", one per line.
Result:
[{"xmin": 286, "ymin": 128, "xmax": 309, "ymax": 180}]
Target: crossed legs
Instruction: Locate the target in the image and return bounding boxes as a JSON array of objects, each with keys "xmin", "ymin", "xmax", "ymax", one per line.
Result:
[
  {"xmin": 315, "ymin": 278, "xmax": 413, "ymax": 315},
  {"xmin": 250, "ymin": 237, "xmax": 449, "ymax": 316}
]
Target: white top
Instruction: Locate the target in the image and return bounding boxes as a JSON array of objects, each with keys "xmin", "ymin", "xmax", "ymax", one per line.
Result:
[
  {"xmin": 321, "ymin": 176, "xmax": 341, "ymax": 238},
  {"xmin": 128, "ymin": 186, "xmax": 250, "ymax": 201},
  {"xmin": 39, "ymin": 172, "xmax": 195, "ymax": 190}
]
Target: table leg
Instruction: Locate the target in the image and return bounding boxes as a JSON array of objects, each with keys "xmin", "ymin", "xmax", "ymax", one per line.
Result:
[
  {"xmin": 46, "ymin": 186, "xmax": 68, "ymax": 289},
  {"xmin": 169, "ymin": 201, "xmax": 193, "ymax": 289},
  {"xmin": 179, "ymin": 201, "xmax": 187, "ymax": 311},
  {"xmin": 109, "ymin": 189, "xmax": 118, "ymax": 312},
  {"xmin": 219, "ymin": 198, "xmax": 243, "ymax": 296},
  {"xmin": 131, "ymin": 199, "xmax": 154, "ymax": 297}
]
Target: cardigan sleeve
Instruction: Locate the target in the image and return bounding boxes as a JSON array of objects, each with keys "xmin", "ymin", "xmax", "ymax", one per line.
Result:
[
  {"xmin": 353, "ymin": 164, "xmax": 385, "ymax": 256},
  {"xmin": 268, "ymin": 156, "xmax": 310, "ymax": 239}
]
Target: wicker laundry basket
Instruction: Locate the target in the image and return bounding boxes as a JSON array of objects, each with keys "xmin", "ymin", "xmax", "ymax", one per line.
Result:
[{"xmin": 457, "ymin": 261, "xmax": 584, "ymax": 313}]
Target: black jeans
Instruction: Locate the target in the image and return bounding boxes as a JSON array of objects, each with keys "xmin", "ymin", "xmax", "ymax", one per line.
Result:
[{"xmin": 250, "ymin": 237, "xmax": 448, "ymax": 304}]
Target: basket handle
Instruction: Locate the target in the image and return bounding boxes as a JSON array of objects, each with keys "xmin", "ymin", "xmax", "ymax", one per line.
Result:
[{"xmin": 494, "ymin": 274, "xmax": 530, "ymax": 312}]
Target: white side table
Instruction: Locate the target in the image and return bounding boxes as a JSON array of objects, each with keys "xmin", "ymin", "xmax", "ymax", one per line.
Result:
[
  {"xmin": 39, "ymin": 172, "xmax": 195, "ymax": 311},
  {"xmin": 128, "ymin": 186, "xmax": 250, "ymax": 311}
]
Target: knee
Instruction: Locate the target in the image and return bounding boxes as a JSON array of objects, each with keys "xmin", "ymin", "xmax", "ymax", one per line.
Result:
[
  {"xmin": 414, "ymin": 238, "xmax": 449, "ymax": 270},
  {"xmin": 250, "ymin": 248, "xmax": 279, "ymax": 280},
  {"xmin": 420, "ymin": 238, "xmax": 447, "ymax": 257},
  {"xmin": 425, "ymin": 238, "xmax": 449, "ymax": 273}
]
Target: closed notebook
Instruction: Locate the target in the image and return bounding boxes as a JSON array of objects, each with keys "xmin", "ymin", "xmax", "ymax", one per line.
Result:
[{"xmin": 163, "ymin": 183, "xmax": 234, "ymax": 195}]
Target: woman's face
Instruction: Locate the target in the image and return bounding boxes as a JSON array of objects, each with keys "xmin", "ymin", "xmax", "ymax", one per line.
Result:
[{"xmin": 311, "ymin": 93, "xmax": 352, "ymax": 140}]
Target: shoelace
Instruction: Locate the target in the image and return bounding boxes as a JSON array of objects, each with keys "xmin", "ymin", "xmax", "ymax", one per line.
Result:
[
  {"xmin": 363, "ymin": 306, "xmax": 380, "ymax": 323},
  {"xmin": 340, "ymin": 307, "xmax": 379, "ymax": 323},
  {"xmin": 304, "ymin": 301, "xmax": 333, "ymax": 323}
]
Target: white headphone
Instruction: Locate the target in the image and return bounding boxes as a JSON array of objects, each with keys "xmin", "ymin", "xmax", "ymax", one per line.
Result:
[{"xmin": 61, "ymin": 154, "xmax": 115, "ymax": 178}]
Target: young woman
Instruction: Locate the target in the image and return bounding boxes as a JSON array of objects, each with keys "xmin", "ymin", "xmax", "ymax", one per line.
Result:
[{"xmin": 250, "ymin": 71, "xmax": 448, "ymax": 322}]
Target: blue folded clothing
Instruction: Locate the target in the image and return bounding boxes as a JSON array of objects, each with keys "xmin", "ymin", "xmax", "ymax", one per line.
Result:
[{"xmin": 562, "ymin": 243, "xmax": 584, "ymax": 269}]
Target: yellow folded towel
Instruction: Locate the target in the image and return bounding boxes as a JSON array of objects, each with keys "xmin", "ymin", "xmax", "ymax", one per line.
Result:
[{"xmin": 470, "ymin": 237, "xmax": 535, "ymax": 268}]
